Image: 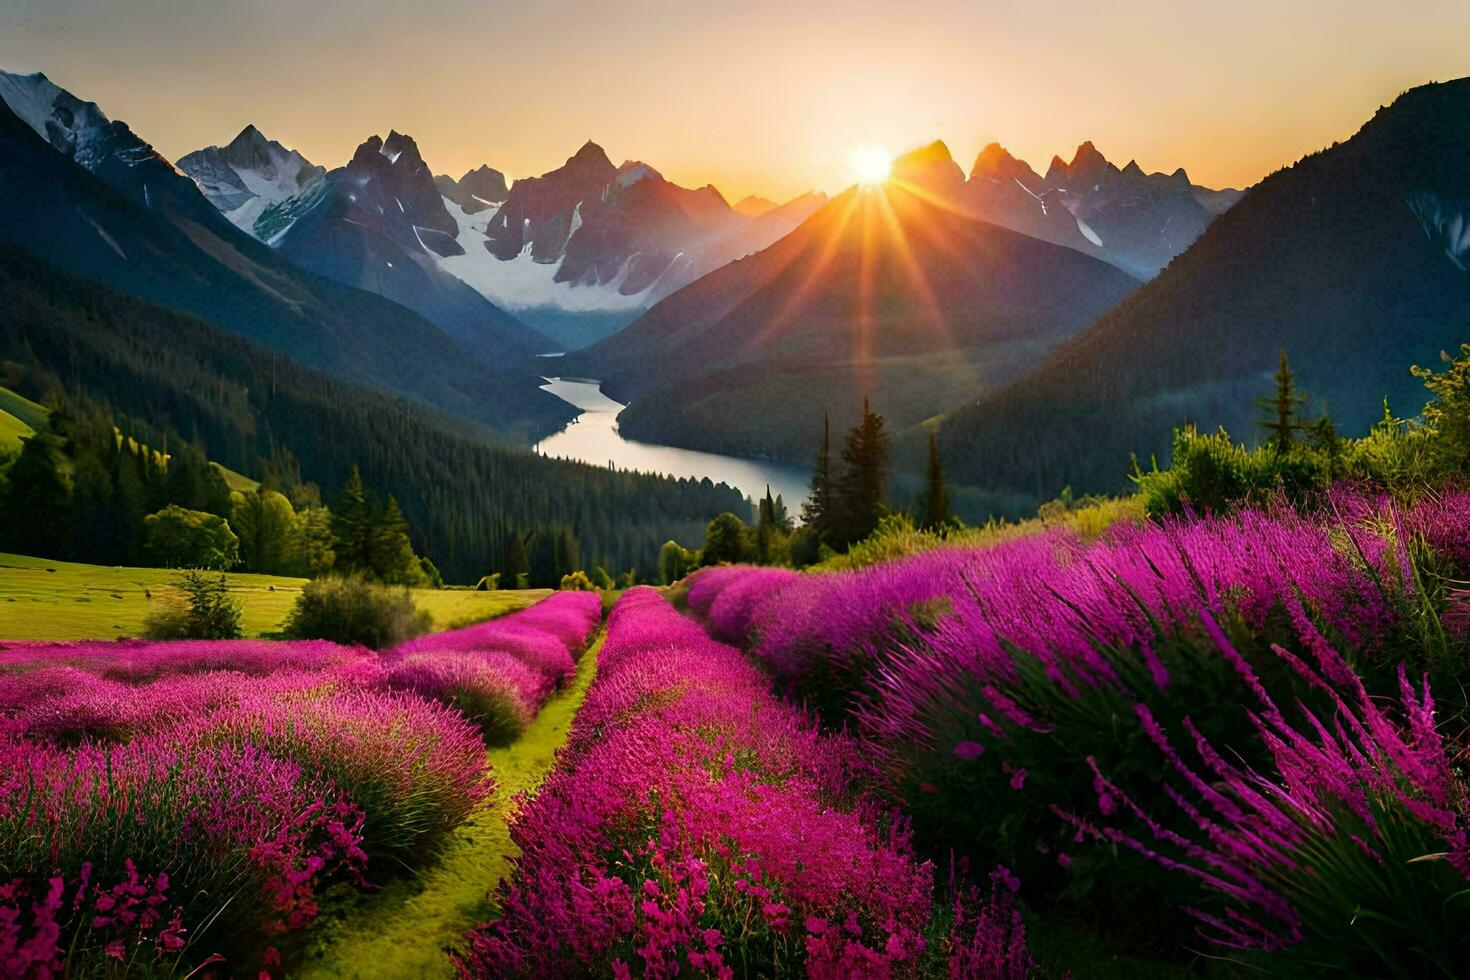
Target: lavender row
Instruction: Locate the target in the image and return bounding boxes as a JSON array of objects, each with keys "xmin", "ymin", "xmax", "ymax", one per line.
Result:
[{"xmin": 457, "ymin": 587, "xmax": 1034, "ymax": 978}]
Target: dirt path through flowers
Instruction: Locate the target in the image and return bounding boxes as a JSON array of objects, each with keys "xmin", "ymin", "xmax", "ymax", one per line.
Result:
[{"xmin": 294, "ymin": 634, "xmax": 602, "ymax": 979}]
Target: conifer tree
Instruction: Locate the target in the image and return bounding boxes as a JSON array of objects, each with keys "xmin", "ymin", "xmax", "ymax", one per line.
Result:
[
  {"xmin": 330, "ymin": 466, "xmax": 375, "ymax": 575},
  {"xmin": 502, "ymin": 531, "xmax": 530, "ymax": 589},
  {"xmin": 917, "ymin": 431, "xmax": 950, "ymax": 531},
  {"xmin": 1256, "ymin": 347, "xmax": 1307, "ymax": 453},
  {"xmin": 832, "ymin": 398, "xmax": 890, "ymax": 548},
  {"xmin": 802, "ymin": 415, "xmax": 833, "ymax": 543},
  {"xmin": 367, "ymin": 494, "xmax": 421, "ymax": 584}
]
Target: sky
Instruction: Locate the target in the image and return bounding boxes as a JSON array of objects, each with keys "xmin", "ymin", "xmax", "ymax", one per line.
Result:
[{"xmin": 1, "ymin": 0, "xmax": 1467, "ymax": 203}]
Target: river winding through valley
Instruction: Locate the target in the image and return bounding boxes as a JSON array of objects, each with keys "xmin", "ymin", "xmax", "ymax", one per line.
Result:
[{"xmin": 534, "ymin": 378, "xmax": 812, "ymax": 509}]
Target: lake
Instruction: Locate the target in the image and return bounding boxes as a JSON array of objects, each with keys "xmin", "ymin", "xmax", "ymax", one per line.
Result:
[{"xmin": 534, "ymin": 377, "xmax": 812, "ymax": 509}]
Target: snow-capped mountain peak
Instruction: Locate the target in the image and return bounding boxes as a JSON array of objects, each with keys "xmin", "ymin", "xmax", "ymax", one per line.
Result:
[{"xmin": 177, "ymin": 125, "xmax": 325, "ymax": 241}]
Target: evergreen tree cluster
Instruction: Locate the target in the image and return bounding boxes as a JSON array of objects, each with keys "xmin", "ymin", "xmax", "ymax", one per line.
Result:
[{"xmin": 802, "ymin": 399, "xmax": 895, "ymax": 551}]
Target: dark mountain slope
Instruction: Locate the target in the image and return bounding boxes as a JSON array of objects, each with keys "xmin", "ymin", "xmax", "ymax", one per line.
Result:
[
  {"xmin": 935, "ymin": 77, "xmax": 1470, "ymax": 505},
  {"xmin": 576, "ymin": 171, "xmax": 1139, "ymax": 460}
]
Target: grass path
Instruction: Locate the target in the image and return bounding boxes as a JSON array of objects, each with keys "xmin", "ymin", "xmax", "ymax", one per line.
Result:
[{"xmin": 294, "ymin": 635, "xmax": 602, "ymax": 979}]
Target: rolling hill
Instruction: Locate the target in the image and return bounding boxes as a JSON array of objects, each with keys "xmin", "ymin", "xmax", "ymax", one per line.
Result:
[{"xmin": 931, "ymin": 76, "xmax": 1470, "ymax": 508}]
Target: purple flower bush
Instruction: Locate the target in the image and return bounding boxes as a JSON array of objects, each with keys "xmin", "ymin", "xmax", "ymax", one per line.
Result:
[
  {"xmin": 382, "ymin": 591, "xmax": 601, "ymax": 743},
  {"xmin": 456, "ymin": 588, "xmax": 1036, "ymax": 978},
  {"xmin": 685, "ymin": 490, "xmax": 1470, "ymax": 961},
  {"xmin": 0, "ymin": 591, "xmax": 600, "ymax": 975}
]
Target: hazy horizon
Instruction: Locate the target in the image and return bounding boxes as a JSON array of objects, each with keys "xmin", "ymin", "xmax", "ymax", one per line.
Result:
[{"xmin": 2, "ymin": 1, "xmax": 1468, "ymax": 202}]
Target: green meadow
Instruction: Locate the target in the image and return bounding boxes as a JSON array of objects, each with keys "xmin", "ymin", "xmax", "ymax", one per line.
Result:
[{"xmin": 0, "ymin": 552, "xmax": 549, "ymax": 642}]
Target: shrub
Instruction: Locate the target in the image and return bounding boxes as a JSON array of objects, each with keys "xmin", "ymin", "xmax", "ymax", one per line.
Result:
[
  {"xmin": 558, "ymin": 570, "xmax": 595, "ymax": 591},
  {"xmin": 143, "ymin": 571, "xmax": 243, "ymax": 640},
  {"xmin": 282, "ymin": 576, "xmax": 428, "ymax": 649},
  {"xmin": 142, "ymin": 504, "xmax": 240, "ymax": 570}
]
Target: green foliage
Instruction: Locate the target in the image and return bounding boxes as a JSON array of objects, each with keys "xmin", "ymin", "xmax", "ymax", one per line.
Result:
[
  {"xmin": 231, "ymin": 488, "xmax": 304, "ymax": 575},
  {"xmin": 1414, "ymin": 342, "xmax": 1470, "ymax": 471},
  {"xmin": 657, "ymin": 539, "xmax": 697, "ymax": 584},
  {"xmin": 558, "ymin": 570, "xmax": 596, "ymax": 591},
  {"xmin": 330, "ymin": 467, "xmax": 427, "ymax": 585},
  {"xmin": 0, "ymin": 431, "xmax": 70, "ymax": 558},
  {"xmin": 142, "ymin": 504, "xmax": 240, "ymax": 570},
  {"xmin": 297, "ymin": 506, "xmax": 336, "ymax": 577},
  {"xmin": 501, "ymin": 532, "xmax": 530, "ymax": 590},
  {"xmin": 754, "ymin": 486, "xmax": 794, "ymax": 566},
  {"xmin": 475, "ymin": 573, "xmax": 501, "ymax": 591},
  {"xmin": 801, "ymin": 415, "xmax": 834, "ymax": 545},
  {"xmin": 282, "ymin": 576, "xmax": 429, "ymax": 649},
  {"xmin": 701, "ymin": 512, "xmax": 751, "ymax": 565},
  {"xmin": 142, "ymin": 570, "xmax": 243, "ymax": 640},
  {"xmin": 589, "ymin": 566, "xmax": 615, "ymax": 590},
  {"xmin": 526, "ymin": 525, "xmax": 581, "ymax": 589},
  {"xmin": 787, "ymin": 526, "xmax": 822, "ymax": 568},
  {"xmin": 1255, "ymin": 347, "xmax": 1309, "ymax": 452}
]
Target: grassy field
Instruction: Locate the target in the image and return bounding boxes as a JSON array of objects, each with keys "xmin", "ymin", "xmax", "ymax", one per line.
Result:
[
  {"xmin": 293, "ymin": 635, "xmax": 602, "ymax": 978},
  {"xmin": 0, "ymin": 552, "xmax": 550, "ymax": 641},
  {"xmin": 0, "ymin": 386, "xmax": 45, "ymax": 452}
]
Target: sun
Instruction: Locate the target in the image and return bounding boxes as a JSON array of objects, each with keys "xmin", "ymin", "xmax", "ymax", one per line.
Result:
[{"xmin": 849, "ymin": 146, "xmax": 892, "ymax": 186}]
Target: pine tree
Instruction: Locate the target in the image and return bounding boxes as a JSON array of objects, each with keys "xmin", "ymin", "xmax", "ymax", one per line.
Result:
[
  {"xmin": 367, "ymin": 494, "xmax": 421, "ymax": 584},
  {"xmin": 801, "ymin": 415, "xmax": 833, "ymax": 543},
  {"xmin": 832, "ymin": 398, "xmax": 890, "ymax": 548},
  {"xmin": 1256, "ymin": 347, "xmax": 1307, "ymax": 453},
  {"xmin": 917, "ymin": 431, "xmax": 950, "ymax": 531},
  {"xmin": 330, "ymin": 466, "xmax": 375, "ymax": 575}
]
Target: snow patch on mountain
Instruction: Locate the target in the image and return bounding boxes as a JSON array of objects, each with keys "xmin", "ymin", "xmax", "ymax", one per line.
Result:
[
  {"xmin": 434, "ymin": 197, "xmax": 652, "ymax": 312},
  {"xmin": 176, "ymin": 126, "xmax": 325, "ymax": 240},
  {"xmin": 1408, "ymin": 191, "xmax": 1470, "ymax": 270}
]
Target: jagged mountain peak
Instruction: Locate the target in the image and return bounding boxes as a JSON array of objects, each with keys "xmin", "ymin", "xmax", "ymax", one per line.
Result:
[
  {"xmin": 569, "ymin": 139, "xmax": 614, "ymax": 171},
  {"xmin": 890, "ymin": 139, "xmax": 966, "ymax": 197},
  {"xmin": 1068, "ymin": 140, "xmax": 1111, "ymax": 177}
]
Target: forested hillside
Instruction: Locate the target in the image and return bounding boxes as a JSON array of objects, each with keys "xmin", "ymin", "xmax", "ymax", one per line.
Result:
[
  {"xmin": 931, "ymin": 78, "xmax": 1470, "ymax": 507},
  {"xmin": 0, "ymin": 246, "xmax": 745, "ymax": 581}
]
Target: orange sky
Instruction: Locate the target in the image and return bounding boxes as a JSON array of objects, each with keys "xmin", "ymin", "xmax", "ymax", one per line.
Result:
[{"xmin": 2, "ymin": 1, "xmax": 1467, "ymax": 203}]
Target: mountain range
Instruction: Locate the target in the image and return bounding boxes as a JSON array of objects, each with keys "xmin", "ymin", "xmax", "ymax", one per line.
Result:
[
  {"xmin": 930, "ymin": 77, "xmax": 1470, "ymax": 509},
  {"xmin": 964, "ymin": 140, "xmax": 1241, "ymax": 279},
  {"xmin": 0, "ymin": 70, "xmax": 566, "ymax": 438}
]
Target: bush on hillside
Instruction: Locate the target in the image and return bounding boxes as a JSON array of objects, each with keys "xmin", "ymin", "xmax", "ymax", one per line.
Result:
[
  {"xmin": 282, "ymin": 576, "xmax": 428, "ymax": 649},
  {"xmin": 142, "ymin": 571, "xmax": 242, "ymax": 640}
]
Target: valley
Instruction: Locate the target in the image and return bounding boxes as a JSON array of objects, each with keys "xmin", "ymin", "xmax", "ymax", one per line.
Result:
[{"xmin": 0, "ymin": 16, "xmax": 1467, "ymax": 978}]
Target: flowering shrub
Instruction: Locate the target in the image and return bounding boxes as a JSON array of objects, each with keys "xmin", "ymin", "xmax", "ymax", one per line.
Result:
[
  {"xmin": 382, "ymin": 591, "xmax": 601, "ymax": 743},
  {"xmin": 0, "ymin": 733, "xmax": 367, "ymax": 973},
  {"xmin": 1083, "ymin": 630, "xmax": 1470, "ymax": 975},
  {"xmin": 457, "ymin": 588, "xmax": 1030, "ymax": 978},
  {"xmin": 685, "ymin": 491, "xmax": 1470, "ymax": 958}
]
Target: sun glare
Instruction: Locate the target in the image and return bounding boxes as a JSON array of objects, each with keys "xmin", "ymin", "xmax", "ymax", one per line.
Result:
[{"xmin": 849, "ymin": 146, "xmax": 892, "ymax": 186}]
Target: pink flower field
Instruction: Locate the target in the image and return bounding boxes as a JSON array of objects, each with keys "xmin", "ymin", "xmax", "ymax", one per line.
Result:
[{"xmin": 0, "ymin": 591, "xmax": 600, "ymax": 976}]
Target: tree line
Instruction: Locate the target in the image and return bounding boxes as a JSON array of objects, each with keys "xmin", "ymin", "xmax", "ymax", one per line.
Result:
[{"xmin": 660, "ymin": 396, "xmax": 956, "ymax": 579}]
